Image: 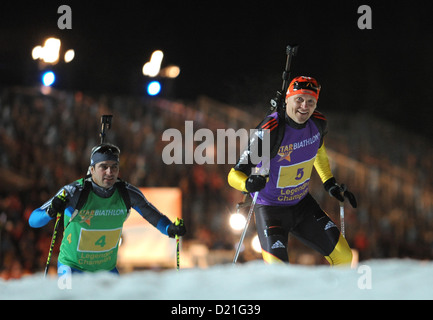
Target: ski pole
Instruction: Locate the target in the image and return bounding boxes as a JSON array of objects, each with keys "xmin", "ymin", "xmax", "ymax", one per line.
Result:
[
  {"xmin": 339, "ymin": 201, "xmax": 345, "ymax": 238},
  {"xmin": 233, "ymin": 191, "xmax": 259, "ymax": 265},
  {"xmin": 175, "ymin": 218, "xmax": 183, "ymax": 271},
  {"xmin": 232, "ymin": 159, "xmax": 270, "ymax": 265},
  {"xmin": 44, "ymin": 190, "xmax": 66, "ymax": 278},
  {"xmin": 339, "ymin": 184, "xmax": 348, "ymax": 238}
]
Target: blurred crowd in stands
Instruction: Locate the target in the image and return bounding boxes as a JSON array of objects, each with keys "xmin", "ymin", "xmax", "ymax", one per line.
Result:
[{"xmin": 1, "ymin": 86, "xmax": 433, "ymax": 279}]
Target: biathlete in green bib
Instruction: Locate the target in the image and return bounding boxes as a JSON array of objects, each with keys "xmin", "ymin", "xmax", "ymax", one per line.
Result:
[{"xmin": 29, "ymin": 143, "xmax": 186, "ymax": 274}]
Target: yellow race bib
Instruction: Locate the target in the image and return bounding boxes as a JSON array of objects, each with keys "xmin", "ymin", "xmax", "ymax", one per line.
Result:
[{"xmin": 77, "ymin": 228, "xmax": 122, "ymax": 253}]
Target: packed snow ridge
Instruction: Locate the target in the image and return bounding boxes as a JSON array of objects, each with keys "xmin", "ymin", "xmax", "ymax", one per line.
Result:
[{"xmin": 1, "ymin": 259, "xmax": 432, "ymax": 300}]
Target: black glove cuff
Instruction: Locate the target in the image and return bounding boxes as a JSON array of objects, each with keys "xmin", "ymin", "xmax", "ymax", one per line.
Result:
[
  {"xmin": 323, "ymin": 177, "xmax": 337, "ymax": 192},
  {"xmin": 167, "ymin": 223, "xmax": 186, "ymax": 238},
  {"xmin": 47, "ymin": 207, "xmax": 57, "ymax": 218},
  {"xmin": 245, "ymin": 175, "xmax": 267, "ymax": 193}
]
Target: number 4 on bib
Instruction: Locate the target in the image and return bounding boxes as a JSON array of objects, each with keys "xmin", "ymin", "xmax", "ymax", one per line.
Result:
[
  {"xmin": 95, "ymin": 235, "xmax": 107, "ymax": 247},
  {"xmin": 78, "ymin": 228, "xmax": 121, "ymax": 252}
]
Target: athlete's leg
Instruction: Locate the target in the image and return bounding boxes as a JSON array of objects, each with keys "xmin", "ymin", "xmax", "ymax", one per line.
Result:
[
  {"xmin": 292, "ymin": 194, "xmax": 352, "ymax": 266},
  {"xmin": 109, "ymin": 267, "xmax": 120, "ymax": 275},
  {"xmin": 323, "ymin": 233, "xmax": 352, "ymax": 266},
  {"xmin": 255, "ymin": 204, "xmax": 290, "ymax": 264},
  {"xmin": 57, "ymin": 261, "xmax": 120, "ymax": 275},
  {"xmin": 57, "ymin": 261, "xmax": 83, "ymax": 276}
]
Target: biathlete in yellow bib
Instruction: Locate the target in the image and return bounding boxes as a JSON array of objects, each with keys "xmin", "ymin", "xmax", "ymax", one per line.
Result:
[
  {"xmin": 228, "ymin": 76, "xmax": 357, "ymax": 266},
  {"xmin": 29, "ymin": 143, "xmax": 186, "ymax": 275}
]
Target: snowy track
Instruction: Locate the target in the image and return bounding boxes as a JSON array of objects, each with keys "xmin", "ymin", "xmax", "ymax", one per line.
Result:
[{"xmin": 1, "ymin": 259, "xmax": 432, "ymax": 300}]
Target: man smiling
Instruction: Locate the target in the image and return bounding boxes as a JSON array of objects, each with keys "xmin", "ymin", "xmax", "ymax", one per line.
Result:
[
  {"xmin": 228, "ymin": 76, "xmax": 357, "ymax": 265},
  {"xmin": 29, "ymin": 143, "xmax": 186, "ymax": 275}
]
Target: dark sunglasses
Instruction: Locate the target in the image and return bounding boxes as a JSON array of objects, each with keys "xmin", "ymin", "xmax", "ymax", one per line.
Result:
[
  {"xmin": 292, "ymin": 81, "xmax": 321, "ymax": 94},
  {"xmin": 91, "ymin": 144, "xmax": 120, "ymax": 157}
]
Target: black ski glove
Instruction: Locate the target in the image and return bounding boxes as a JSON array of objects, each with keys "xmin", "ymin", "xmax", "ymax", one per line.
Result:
[
  {"xmin": 167, "ymin": 219, "xmax": 186, "ymax": 238},
  {"xmin": 245, "ymin": 175, "xmax": 267, "ymax": 193},
  {"xmin": 324, "ymin": 178, "xmax": 357, "ymax": 208},
  {"xmin": 47, "ymin": 191, "xmax": 69, "ymax": 218}
]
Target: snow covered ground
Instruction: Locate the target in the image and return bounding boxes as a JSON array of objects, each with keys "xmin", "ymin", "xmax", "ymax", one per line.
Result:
[{"xmin": 1, "ymin": 259, "xmax": 432, "ymax": 300}]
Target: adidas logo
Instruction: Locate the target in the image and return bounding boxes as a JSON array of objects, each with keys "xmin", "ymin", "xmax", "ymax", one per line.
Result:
[
  {"xmin": 324, "ymin": 221, "xmax": 336, "ymax": 230},
  {"xmin": 271, "ymin": 240, "xmax": 285, "ymax": 249}
]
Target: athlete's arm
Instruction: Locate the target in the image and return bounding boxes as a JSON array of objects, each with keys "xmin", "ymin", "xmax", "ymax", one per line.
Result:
[
  {"xmin": 28, "ymin": 185, "xmax": 77, "ymax": 228},
  {"xmin": 313, "ymin": 142, "xmax": 334, "ymax": 183},
  {"xmin": 228, "ymin": 114, "xmax": 279, "ymax": 192},
  {"xmin": 126, "ymin": 184, "xmax": 172, "ymax": 236}
]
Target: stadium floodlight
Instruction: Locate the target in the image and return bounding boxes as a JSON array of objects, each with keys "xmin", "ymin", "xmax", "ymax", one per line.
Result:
[
  {"xmin": 229, "ymin": 213, "xmax": 247, "ymax": 231},
  {"xmin": 147, "ymin": 81, "xmax": 161, "ymax": 96},
  {"xmin": 159, "ymin": 65, "xmax": 181, "ymax": 79},
  {"xmin": 251, "ymin": 235, "xmax": 262, "ymax": 253},
  {"xmin": 142, "ymin": 50, "xmax": 164, "ymax": 77},
  {"xmin": 41, "ymin": 38, "xmax": 61, "ymax": 64},
  {"xmin": 32, "ymin": 37, "xmax": 75, "ymax": 65},
  {"xmin": 32, "ymin": 46, "xmax": 42, "ymax": 60},
  {"xmin": 64, "ymin": 49, "xmax": 75, "ymax": 63},
  {"xmin": 42, "ymin": 71, "xmax": 56, "ymax": 86}
]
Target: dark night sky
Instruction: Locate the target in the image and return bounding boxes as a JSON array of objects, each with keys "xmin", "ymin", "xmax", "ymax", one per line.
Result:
[{"xmin": 1, "ymin": 1, "xmax": 432, "ymax": 136}]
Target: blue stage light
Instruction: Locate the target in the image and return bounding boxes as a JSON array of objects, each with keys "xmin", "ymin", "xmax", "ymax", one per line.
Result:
[
  {"xmin": 42, "ymin": 71, "xmax": 56, "ymax": 86},
  {"xmin": 147, "ymin": 81, "xmax": 161, "ymax": 96}
]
